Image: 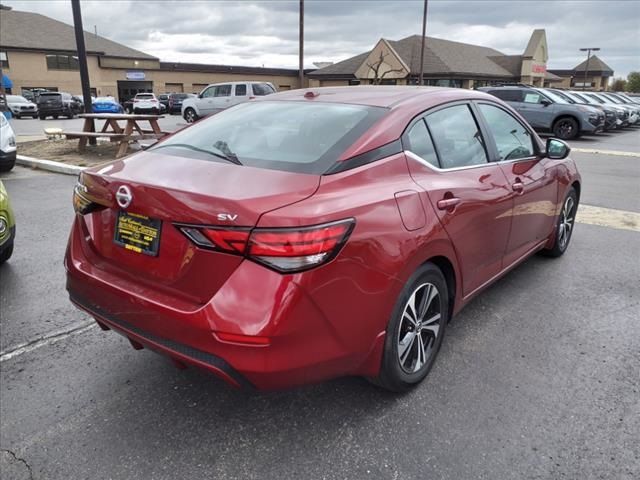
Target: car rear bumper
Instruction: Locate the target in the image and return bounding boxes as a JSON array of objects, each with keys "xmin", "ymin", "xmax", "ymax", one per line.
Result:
[{"xmin": 65, "ymin": 218, "xmax": 381, "ymax": 390}]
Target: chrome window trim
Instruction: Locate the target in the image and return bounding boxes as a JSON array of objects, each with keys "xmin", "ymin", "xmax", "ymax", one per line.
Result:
[{"xmin": 405, "ymin": 150, "xmax": 541, "ymax": 173}]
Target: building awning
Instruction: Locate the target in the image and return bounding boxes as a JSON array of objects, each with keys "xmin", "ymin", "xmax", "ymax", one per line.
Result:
[{"xmin": 1, "ymin": 74, "xmax": 13, "ymax": 89}]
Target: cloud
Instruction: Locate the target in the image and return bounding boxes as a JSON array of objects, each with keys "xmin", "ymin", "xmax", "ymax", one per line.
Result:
[{"xmin": 3, "ymin": 0, "xmax": 639, "ymax": 77}]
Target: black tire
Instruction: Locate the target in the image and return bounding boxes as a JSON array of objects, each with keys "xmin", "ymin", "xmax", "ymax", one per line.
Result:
[
  {"xmin": 542, "ymin": 187, "xmax": 578, "ymax": 257},
  {"xmin": 371, "ymin": 262, "xmax": 449, "ymax": 392},
  {"xmin": 553, "ymin": 117, "xmax": 579, "ymax": 140},
  {"xmin": 184, "ymin": 108, "xmax": 197, "ymax": 123},
  {"xmin": 14, "ymin": 113, "xmax": 20, "ymax": 119},
  {"xmin": 39, "ymin": 114, "xmax": 46, "ymax": 120},
  {"xmin": 0, "ymin": 241, "xmax": 13, "ymax": 263},
  {"xmin": 32, "ymin": 115, "xmax": 38, "ymax": 119},
  {"xmin": 52, "ymin": 115, "xmax": 58, "ymax": 119},
  {"xmin": 0, "ymin": 158, "xmax": 15, "ymax": 172}
]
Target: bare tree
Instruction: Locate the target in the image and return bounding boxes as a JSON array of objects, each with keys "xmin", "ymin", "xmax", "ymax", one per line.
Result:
[{"xmin": 365, "ymin": 50, "xmax": 404, "ymax": 85}]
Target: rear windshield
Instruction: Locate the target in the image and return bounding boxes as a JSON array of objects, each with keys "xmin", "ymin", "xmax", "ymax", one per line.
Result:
[
  {"xmin": 39, "ymin": 93, "xmax": 61, "ymax": 98},
  {"xmin": 251, "ymin": 83, "xmax": 276, "ymax": 96},
  {"xmin": 151, "ymin": 100, "xmax": 387, "ymax": 174},
  {"xmin": 95, "ymin": 97, "xmax": 115, "ymax": 102},
  {"xmin": 170, "ymin": 93, "xmax": 188, "ymax": 99},
  {"xmin": 136, "ymin": 94, "xmax": 154, "ymax": 99}
]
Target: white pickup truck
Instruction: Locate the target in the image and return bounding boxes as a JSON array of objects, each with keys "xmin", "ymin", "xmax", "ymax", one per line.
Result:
[{"xmin": 181, "ymin": 82, "xmax": 276, "ymax": 122}]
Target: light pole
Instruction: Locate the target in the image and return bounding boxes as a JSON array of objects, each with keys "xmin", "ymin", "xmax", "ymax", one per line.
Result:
[
  {"xmin": 418, "ymin": 0, "xmax": 428, "ymax": 86},
  {"xmin": 579, "ymin": 47, "xmax": 600, "ymax": 91},
  {"xmin": 299, "ymin": 0, "xmax": 304, "ymax": 89}
]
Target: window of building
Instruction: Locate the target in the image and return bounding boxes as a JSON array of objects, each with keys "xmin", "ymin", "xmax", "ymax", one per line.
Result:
[
  {"xmin": 424, "ymin": 79, "xmax": 463, "ymax": 88},
  {"xmin": 406, "ymin": 119, "xmax": 439, "ymax": 167},
  {"xmin": 235, "ymin": 84, "xmax": 247, "ymax": 96},
  {"xmin": 425, "ymin": 105, "xmax": 488, "ymax": 169},
  {"xmin": 348, "ymin": 80, "xmax": 361, "ymax": 86},
  {"xmin": 46, "ymin": 53, "xmax": 79, "ymax": 70},
  {"xmin": 0, "ymin": 51, "xmax": 9, "ymax": 69},
  {"xmin": 477, "ymin": 104, "xmax": 534, "ymax": 161}
]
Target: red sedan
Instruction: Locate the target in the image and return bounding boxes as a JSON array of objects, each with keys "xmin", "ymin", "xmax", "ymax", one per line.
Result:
[{"xmin": 66, "ymin": 86, "xmax": 581, "ymax": 391}]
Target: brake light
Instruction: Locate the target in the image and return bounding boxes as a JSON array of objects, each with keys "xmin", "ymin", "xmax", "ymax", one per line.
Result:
[
  {"xmin": 72, "ymin": 173, "xmax": 107, "ymax": 215},
  {"xmin": 177, "ymin": 219, "xmax": 355, "ymax": 273}
]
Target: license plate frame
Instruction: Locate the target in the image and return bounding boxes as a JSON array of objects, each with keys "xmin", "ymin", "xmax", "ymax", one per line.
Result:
[{"xmin": 113, "ymin": 211, "xmax": 162, "ymax": 256}]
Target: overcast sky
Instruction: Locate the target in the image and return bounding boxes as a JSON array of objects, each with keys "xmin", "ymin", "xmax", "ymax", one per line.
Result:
[{"xmin": 4, "ymin": 0, "xmax": 639, "ymax": 77}]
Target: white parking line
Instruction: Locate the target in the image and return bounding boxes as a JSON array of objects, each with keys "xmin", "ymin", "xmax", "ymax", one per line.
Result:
[
  {"xmin": 572, "ymin": 148, "xmax": 640, "ymax": 157},
  {"xmin": 0, "ymin": 320, "xmax": 96, "ymax": 363},
  {"xmin": 577, "ymin": 204, "xmax": 640, "ymax": 232}
]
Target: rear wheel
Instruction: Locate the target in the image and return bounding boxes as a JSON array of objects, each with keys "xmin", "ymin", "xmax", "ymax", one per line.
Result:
[
  {"xmin": 542, "ymin": 187, "xmax": 578, "ymax": 257},
  {"xmin": 32, "ymin": 114, "xmax": 38, "ymax": 119},
  {"xmin": 184, "ymin": 108, "xmax": 197, "ymax": 123},
  {"xmin": 371, "ymin": 263, "xmax": 448, "ymax": 392},
  {"xmin": 553, "ymin": 117, "xmax": 579, "ymax": 140},
  {"xmin": 52, "ymin": 114, "xmax": 58, "ymax": 119},
  {"xmin": 0, "ymin": 158, "xmax": 15, "ymax": 172}
]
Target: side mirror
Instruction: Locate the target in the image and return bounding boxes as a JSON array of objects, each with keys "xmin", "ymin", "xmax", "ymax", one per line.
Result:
[
  {"xmin": 540, "ymin": 99, "xmax": 552, "ymax": 107},
  {"xmin": 546, "ymin": 138, "xmax": 570, "ymax": 160}
]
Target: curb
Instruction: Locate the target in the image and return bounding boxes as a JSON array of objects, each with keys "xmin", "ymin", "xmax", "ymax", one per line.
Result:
[
  {"xmin": 572, "ymin": 148, "xmax": 640, "ymax": 158},
  {"xmin": 16, "ymin": 155, "xmax": 85, "ymax": 176}
]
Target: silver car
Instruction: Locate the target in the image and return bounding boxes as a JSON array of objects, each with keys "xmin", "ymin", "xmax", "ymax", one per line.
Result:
[{"xmin": 5, "ymin": 94, "xmax": 38, "ymax": 119}]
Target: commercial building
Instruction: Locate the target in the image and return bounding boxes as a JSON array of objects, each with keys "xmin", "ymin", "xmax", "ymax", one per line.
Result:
[
  {"xmin": 548, "ymin": 55, "xmax": 614, "ymax": 91},
  {"xmin": 0, "ymin": 6, "xmax": 304, "ymax": 100},
  {"xmin": 308, "ymin": 29, "xmax": 562, "ymax": 88}
]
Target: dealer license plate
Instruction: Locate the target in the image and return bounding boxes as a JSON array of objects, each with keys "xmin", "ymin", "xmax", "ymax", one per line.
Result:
[{"xmin": 114, "ymin": 211, "xmax": 161, "ymax": 256}]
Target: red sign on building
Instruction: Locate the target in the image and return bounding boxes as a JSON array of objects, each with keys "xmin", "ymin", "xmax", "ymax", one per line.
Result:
[{"xmin": 532, "ymin": 63, "xmax": 547, "ymax": 74}]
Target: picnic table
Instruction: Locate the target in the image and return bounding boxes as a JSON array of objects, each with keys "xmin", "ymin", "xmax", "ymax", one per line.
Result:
[{"xmin": 65, "ymin": 113, "xmax": 169, "ymax": 158}]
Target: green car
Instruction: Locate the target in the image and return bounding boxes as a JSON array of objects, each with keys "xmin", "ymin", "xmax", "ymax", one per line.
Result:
[{"xmin": 0, "ymin": 180, "xmax": 16, "ymax": 263}]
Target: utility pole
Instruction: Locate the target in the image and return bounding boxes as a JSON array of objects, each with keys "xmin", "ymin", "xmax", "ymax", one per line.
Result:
[
  {"xmin": 299, "ymin": 0, "xmax": 304, "ymax": 89},
  {"xmin": 71, "ymin": 0, "xmax": 93, "ymax": 113},
  {"xmin": 418, "ymin": 0, "xmax": 428, "ymax": 86},
  {"xmin": 579, "ymin": 47, "xmax": 600, "ymax": 91}
]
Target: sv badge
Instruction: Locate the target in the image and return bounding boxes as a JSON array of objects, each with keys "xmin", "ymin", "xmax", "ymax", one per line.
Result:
[{"xmin": 217, "ymin": 213, "xmax": 238, "ymax": 222}]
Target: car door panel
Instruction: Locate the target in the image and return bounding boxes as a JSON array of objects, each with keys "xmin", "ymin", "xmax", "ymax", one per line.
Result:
[{"xmin": 403, "ymin": 104, "xmax": 514, "ymax": 297}]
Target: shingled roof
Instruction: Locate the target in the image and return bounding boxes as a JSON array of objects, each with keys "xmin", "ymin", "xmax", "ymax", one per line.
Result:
[
  {"xmin": 573, "ymin": 55, "xmax": 613, "ymax": 74},
  {"xmin": 0, "ymin": 8, "xmax": 156, "ymax": 59},
  {"xmin": 309, "ymin": 35, "xmax": 517, "ymax": 79}
]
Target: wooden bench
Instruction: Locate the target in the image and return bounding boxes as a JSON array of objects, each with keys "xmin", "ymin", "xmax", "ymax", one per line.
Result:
[{"xmin": 64, "ymin": 132, "xmax": 125, "ymax": 140}]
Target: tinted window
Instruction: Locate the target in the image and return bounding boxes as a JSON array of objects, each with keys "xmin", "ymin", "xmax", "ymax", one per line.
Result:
[
  {"xmin": 489, "ymin": 90, "xmax": 522, "ymax": 102},
  {"xmin": 252, "ymin": 83, "xmax": 275, "ymax": 96},
  {"xmin": 214, "ymin": 85, "xmax": 232, "ymax": 97},
  {"xmin": 171, "ymin": 93, "xmax": 188, "ymax": 100},
  {"xmin": 136, "ymin": 94, "xmax": 154, "ymax": 99},
  {"xmin": 151, "ymin": 101, "xmax": 387, "ymax": 174},
  {"xmin": 478, "ymin": 104, "xmax": 535, "ymax": 161},
  {"xmin": 406, "ymin": 120, "xmax": 439, "ymax": 167},
  {"xmin": 425, "ymin": 105, "xmax": 488, "ymax": 169},
  {"xmin": 235, "ymin": 84, "xmax": 247, "ymax": 96}
]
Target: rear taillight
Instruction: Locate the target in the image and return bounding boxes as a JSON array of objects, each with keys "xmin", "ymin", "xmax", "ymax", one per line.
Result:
[
  {"xmin": 177, "ymin": 219, "xmax": 354, "ymax": 273},
  {"xmin": 73, "ymin": 173, "xmax": 105, "ymax": 215}
]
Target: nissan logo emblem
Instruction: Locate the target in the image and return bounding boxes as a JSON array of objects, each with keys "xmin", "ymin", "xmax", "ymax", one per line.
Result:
[{"xmin": 116, "ymin": 185, "xmax": 133, "ymax": 209}]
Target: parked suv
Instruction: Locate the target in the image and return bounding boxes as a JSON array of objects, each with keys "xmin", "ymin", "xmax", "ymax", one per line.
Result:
[
  {"xmin": 5, "ymin": 94, "xmax": 38, "ymax": 119},
  {"xmin": 37, "ymin": 92, "xmax": 81, "ymax": 119},
  {"xmin": 546, "ymin": 89, "xmax": 619, "ymax": 131},
  {"xmin": 568, "ymin": 91, "xmax": 630, "ymax": 127},
  {"xmin": 478, "ymin": 86, "xmax": 604, "ymax": 140},
  {"xmin": 133, "ymin": 93, "xmax": 161, "ymax": 114},
  {"xmin": 168, "ymin": 93, "xmax": 195, "ymax": 114},
  {"xmin": 181, "ymin": 82, "xmax": 276, "ymax": 123}
]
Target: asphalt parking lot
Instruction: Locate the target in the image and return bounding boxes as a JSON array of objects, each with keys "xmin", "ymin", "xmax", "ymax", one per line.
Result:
[{"xmin": 1, "ymin": 129, "xmax": 639, "ymax": 479}]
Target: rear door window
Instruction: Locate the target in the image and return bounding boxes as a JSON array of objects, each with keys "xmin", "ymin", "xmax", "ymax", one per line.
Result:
[
  {"xmin": 406, "ymin": 120, "xmax": 439, "ymax": 167},
  {"xmin": 425, "ymin": 105, "xmax": 488, "ymax": 169},
  {"xmin": 478, "ymin": 104, "xmax": 535, "ymax": 161},
  {"xmin": 235, "ymin": 84, "xmax": 247, "ymax": 96},
  {"xmin": 252, "ymin": 83, "xmax": 275, "ymax": 96},
  {"xmin": 489, "ymin": 90, "xmax": 523, "ymax": 102}
]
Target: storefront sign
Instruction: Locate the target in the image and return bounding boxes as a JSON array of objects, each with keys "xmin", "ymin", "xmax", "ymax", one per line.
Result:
[
  {"xmin": 126, "ymin": 71, "xmax": 145, "ymax": 80},
  {"xmin": 532, "ymin": 64, "xmax": 547, "ymax": 74}
]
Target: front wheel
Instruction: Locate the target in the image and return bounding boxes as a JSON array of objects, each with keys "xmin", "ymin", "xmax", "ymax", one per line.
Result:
[
  {"xmin": 52, "ymin": 115, "xmax": 58, "ymax": 119},
  {"xmin": 184, "ymin": 108, "xmax": 197, "ymax": 123},
  {"xmin": 0, "ymin": 241, "xmax": 13, "ymax": 263},
  {"xmin": 542, "ymin": 187, "xmax": 578, "ymax": 257},
  {"xmin": 553, "ymin": 117, "xmax": 579, "ymax": 140},
  {"xmin": 371, "ymin": 263, "xmax": 449, "ymax": 392}
]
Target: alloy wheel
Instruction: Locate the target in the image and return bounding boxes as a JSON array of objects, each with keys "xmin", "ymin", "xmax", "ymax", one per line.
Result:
[
  {"xmin": 558, "ymin": 196, "xmax": 575, "ymax": 250},
  {"xmin": 185, "ymin": 109, "xmax": 195, "ymax": 123},
  {"xmin": 556, "ymin": 120, "xmax": 574, "ymax": 139},
  {"xmin": 397, "ymin": 282, "xmax": 442, "ymax": 374}
]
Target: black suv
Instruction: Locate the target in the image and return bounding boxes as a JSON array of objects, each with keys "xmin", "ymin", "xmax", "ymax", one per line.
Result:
[
  {"xmin": 478, "ymin": 85, "xmax": 605, "ymax": 140},
  {"xmin": 37, "ymin": 92, "xmax": 82, "ymax": 119}
]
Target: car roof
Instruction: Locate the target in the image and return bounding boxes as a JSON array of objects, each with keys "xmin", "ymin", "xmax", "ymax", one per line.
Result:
[{"xmin": 266, "ymin": 85, "xmax": 491, "ymax": 108}]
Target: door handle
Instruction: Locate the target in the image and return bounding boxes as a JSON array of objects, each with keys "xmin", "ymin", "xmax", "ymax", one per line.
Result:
[
  {"xmin": 512, "ymin": 181, "xmax": 524, "ymax": 193},
  {"xmin": 437, "ymin": 197, "xmax": 461, "ymax": 210}
]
